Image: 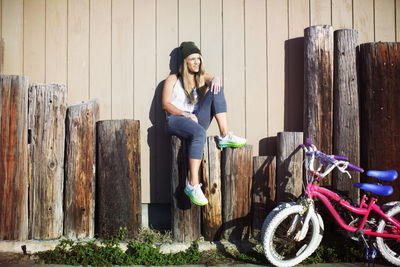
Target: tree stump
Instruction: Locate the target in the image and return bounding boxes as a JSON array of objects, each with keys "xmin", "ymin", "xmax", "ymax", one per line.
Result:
[
  {"xmin": 96, "ymin": 120, "xmax": 141, "ymax": 239},
  {"xmin": 359, "ymin": 42, "xmax": 400, "ymax": 203},
  {"xmin": 171, "ymin": 135, "xmax": 200, "ymax": 242},
  {"xmin": 0, "ymin": 75, "xmax": 29, "ymax": 240},
  {"xmin": 28, "ymin": 83, "xmax": 67, "ymax": 239},
  {"xmin": 201, "ymin": 136, "xmax": 222, "ymax": 241},
  {"xmin": 221, "ymin": 145, "xmax": 253, "ymax": 241},
  {"xmin": 333, "ymin": 29, "xmax": 360, "ymax": 202},
  {"xmin": 276, "ymin": 132, "xmax": 303, "ymax": 203},
  {"xmin": 252, "ymin": 155, "xmax": 276, "ymax": 238},
  {"xmin": 304, "ymin": 25, "xmax": 334, "ymax": 186},
  {"xmin": 64, "ymin": 100, "xmax": 99, "ymax": 239}
]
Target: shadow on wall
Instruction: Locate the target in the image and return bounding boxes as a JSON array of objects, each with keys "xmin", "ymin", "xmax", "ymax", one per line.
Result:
[
  {"xmin": 258, "ymin": 38, "xmax": 304, "ymax": 156},
  {"xmin": 148, "ymin": 47, "xmax": 182, "ymax": 206},
  {"xmin": 284, "ymin": 37, "xmax": 304, "ymax": 133}
]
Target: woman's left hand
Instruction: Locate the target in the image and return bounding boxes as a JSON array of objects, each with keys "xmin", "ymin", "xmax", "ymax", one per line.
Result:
[{"xmin": 210, "ymin": 76, "xmax": 221, "ymax": 94}]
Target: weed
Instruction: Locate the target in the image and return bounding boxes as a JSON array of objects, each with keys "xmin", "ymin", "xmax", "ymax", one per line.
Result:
[{"xmin": 37, "ymin": 227, "xmax": 199, "ymax": 266}]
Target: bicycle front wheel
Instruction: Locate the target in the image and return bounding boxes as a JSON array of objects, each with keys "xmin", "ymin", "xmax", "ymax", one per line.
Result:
[
  {"xmin": 376, "ymin": 204, "xmax": 400, "ymax": 266},
  {"xmin": 261, "ymin": 204, "xmax": 324, "ymax": 267}
]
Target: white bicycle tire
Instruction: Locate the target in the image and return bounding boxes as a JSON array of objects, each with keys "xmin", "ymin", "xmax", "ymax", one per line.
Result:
[
  {"xmin": 376, "ymin": 204, "xmax": 400, "ymax": 266},
  {"xmin": 261, "ymin": 204, "xmax": 324, "ymax": 267}
]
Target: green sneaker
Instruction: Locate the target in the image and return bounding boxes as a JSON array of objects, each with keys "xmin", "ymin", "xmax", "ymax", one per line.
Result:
[
  {"xmin": 184, "ymin": 183, "xmax": 208, "ymax": 206},
  {"xmin": 217, "ymin": 132, "xmax": 246, "ymax": 148}
]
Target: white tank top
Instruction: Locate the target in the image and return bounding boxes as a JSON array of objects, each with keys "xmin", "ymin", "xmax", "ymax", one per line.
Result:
[{"xmin": 171, "ymin": 77, "xmax": 198, "ymax": 113}]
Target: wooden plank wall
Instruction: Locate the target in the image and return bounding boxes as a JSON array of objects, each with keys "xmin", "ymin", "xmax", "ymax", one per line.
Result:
[{"xmin": 0, "ymin": 0, "xmax": 398, "ymax": 204}]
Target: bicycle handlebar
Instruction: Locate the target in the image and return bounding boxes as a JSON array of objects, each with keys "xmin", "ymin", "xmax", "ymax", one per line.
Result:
[
  {"xmin": 347, "ymin": 163, "xmax": 364, "ymax": 173},
  {"xmin": 303, "ymin": 138, "xmax": 364, "ymax": 173}
]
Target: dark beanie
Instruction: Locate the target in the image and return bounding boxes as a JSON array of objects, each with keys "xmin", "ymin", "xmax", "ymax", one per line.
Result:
[{"xmin": 180, "ymin": 41, "xmax": 201, "ymax": 60}]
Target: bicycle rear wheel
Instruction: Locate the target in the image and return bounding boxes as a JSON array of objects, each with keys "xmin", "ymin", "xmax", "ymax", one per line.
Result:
[
  {"xmin": 261, "ymin": 204, "xmax": 324, "ymax": 267},
  {"xmin": 376, "ymin": 204, "xmax": 400, "ymax": 266}
]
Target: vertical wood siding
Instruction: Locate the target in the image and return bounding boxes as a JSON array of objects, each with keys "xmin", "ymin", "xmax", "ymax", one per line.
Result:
[{"xmin": 1, "ymin": 0, "xmax": 398, "ymax": 203}]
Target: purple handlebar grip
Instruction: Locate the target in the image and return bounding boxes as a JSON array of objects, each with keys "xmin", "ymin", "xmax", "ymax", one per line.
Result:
[
  {"xmin": 301, "ymin": 144, "xmax": 306, "ymax": 149},
  {"xmin": 306, "ymin": 138, "xmax": 313, "ymax": 146},
  {"xmin": 347, "ymin": 163, "xmax": 364, "ymax": 173},
  {"xmin": 334, "ymin": 155, "xmax": 348, "ymax": 161}
]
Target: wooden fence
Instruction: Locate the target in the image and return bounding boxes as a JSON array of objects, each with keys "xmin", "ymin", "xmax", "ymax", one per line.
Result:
[
  {"xmin": 1, "ymin": 25, "xmax": 400, "ymax": 242},
  {"xmin": 0, "ymin": 75, "xmax": 141, "ymax": 240},
  {"xmin": 171, "ymin": 133, "xmax": 303, "ymax": 242}
]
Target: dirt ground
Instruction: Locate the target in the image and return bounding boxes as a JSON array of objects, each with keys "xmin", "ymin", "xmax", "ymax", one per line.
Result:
[{"xmin": 0, "ymin": 252, "xmax": 41, "ymax": 265}]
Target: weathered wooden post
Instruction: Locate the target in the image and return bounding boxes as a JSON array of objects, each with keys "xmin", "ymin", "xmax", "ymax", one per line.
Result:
[
  {"xmin": 28, "ymin": 83, "xmax": 67, "ymax": 239},
  {"xmin": 333, "ymin": 29, "xmax": 360, "ymax": 202},
  {"xmin": 359, "ymin": 42, "xmax": 400, "ymax": 203},
  {"xmin": 252, "ymin": 155, "xmax": 276, "ymax": 238},
  {"xmin": 171, "ymin": 135, "xmax": 201, "ymax": 242},
  {"xmin": 304, "ymin": 25, "xmax": 334, "ymax": 186},
  {"xmin": 96, "ymin": 120, "xmax": 141, "ymax": 238},
  {"xmin": 64, "ymin": 99, "xmax": 99, "ymax": 239},
  {"xmin": 276, "ymin": 132, "xmax": 303, "ymax": 203},
  {"xmin": 221, "ymin": 145, "xmax": 253, "ymax": 240},
  {"xmin": 0, "ymin": 75, "xmax": 29, "ymax": 240},
  {"xmin": 201, "ymin": 137, "xmax": 222, "ymax": 241}
]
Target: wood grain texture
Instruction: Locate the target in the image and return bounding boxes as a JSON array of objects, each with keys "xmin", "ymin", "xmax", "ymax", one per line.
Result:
[
  {"xmin": 133, "ymin": 0, "xmax": 156, "ymax": 204},
  {"xmin": 359, "ymin": 42, "xmax": 400, "ymax": 203},
  {"xmin": 170, "ymin": 135, "xmax": 201, "ymax": 242},
  {"xmin": 90, "ymin": 0, "xmax": 111, "ymax": 120},
  {"xmin": 304, "ymin": 25, "xmax": 333, "ymax": 186},
  {"xmin": 64, "ymin": 99, "xmax": 99, "ymax": 239},
  {"xmin": 332, "ymin": 0, "xmax": 352, "ymax": 29},
  {"xmin": 276, "ymin": 132, "xmax": 303, "ymax": 203},
  {"xmin": 1, "ymin": 0, "xmax": 23, "ymax": 75},
  {"xmin": 252, "ymin": 155, "xmax": 276, "ymax": 238},
  {"xmin": 353, "ymin": 0, "xmax": 374, "ymax": 44},
  {"xmin": 0, "ymin": 74, "xmax": 29, "ymax": 240},
  {"xmin": 201, "ymin": 137, "xmax": 222, "ymax": 241},
  {"xmin": 333, "ymin": 30, "xmax": 360, "ymax": 202},
  {"xmin": 45, "ymin": 0, "xmax": 67, "ymax": 84},
  {"xmin": 67, "ymin": 0, "xmax": 89, "ymax": 105},
  {"xmin": 23, "ymin": 0, "xmax": 45, "ymax": 83},
  {"xmin": 221, "ymin": 145, "xmax": 253, "ymax": 241},
  {"xmin": 375, "ymin": 0, "xmax": 396, "ymax": 42},
  {"xmin": 0, "ymin": 38, "xmax": 4, "ymax": 73},
  {"xmin": 96, "ymin": 120, "xmax": 141, "ymax": 238},
  {"xmin": 28, "ymin": 83, "xmax": 67, "ymax": 239}
]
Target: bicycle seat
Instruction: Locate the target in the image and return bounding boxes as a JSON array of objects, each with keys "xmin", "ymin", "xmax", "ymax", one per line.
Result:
[
  {"xmin": 366, "ymin": 170, "xmax": 398, "ymax": 182},
  {"xmin": 353, "ymin": 183, "xmax": 393, "ymax": 196}
]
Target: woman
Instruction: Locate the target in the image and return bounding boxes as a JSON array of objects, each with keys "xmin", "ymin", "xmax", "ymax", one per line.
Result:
[{"xmin": 162, "ymin": 41, "xmax": 246, "ymax": 206}]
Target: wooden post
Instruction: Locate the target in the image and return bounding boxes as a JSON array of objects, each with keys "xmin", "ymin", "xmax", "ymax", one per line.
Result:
[
  {"xmin": 171, "ymin": 135, "xmax": 200, "ymax": 242},
  {"xmin": 28, "ymin": 84, "xmax": 67, "ymax": 239},
  {"xmin": 64, "ymin": 100, "xmax": 99, "ymax": 239},
  {"xmin": 0, "ymin": 75, "xmax": 29, "ymax": 240},
  {"xmin": 333, "ymin": 29, "xmax": 360, "ymax": 202},
  {"xmin": 359, "ymin": 42, "xmax": 400, "ymax": 203},
  {"xmin": 201, "ymin": 136, "xmax": 222, "ymax": 241},
  {"xmin": 221, "ymin": 145, "xmax": 253, "ymax": 241},
  {"xmin": 304, "ymin": 25, "xmax": 334, "ymax": 186},
  {"xmin": 252, "ymin": 155, "xmax": 276, "ymax": 238},
  {"xmin": 276, "ymin": 132, "xmax": 303, "ymax": 203},
  {"xmin": 96, "ymin": 120, "xmax": 141, "ymax": 239}
]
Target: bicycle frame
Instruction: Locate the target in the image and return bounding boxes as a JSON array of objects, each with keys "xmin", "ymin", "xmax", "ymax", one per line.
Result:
[
  {"xmin": 301, "ymin": 141, "xmax": 400, "ymax": 241},
  {"xmin": 305, "ymin": 182, "xmax": 400, "ymax": 240}
]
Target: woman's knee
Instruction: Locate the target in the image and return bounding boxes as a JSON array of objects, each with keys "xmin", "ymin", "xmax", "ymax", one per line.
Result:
[{"xmin": 193, "ymin": 127, "xmax": 206, "ymax": 143}]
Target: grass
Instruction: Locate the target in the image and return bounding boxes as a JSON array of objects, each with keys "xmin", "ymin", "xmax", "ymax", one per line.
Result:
[{"xmin": 34, "ymin": 227, "xmax": 374, "ymax": 266}]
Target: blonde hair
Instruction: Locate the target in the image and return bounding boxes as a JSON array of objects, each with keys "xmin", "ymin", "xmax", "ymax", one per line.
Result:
[{"xmin": 180, "ymin": 56, "xmax": 208, "ymax": 104}]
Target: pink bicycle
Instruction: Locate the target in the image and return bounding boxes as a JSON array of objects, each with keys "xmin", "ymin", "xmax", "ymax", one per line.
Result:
[{"xmin": 261, "ymin": 138, "xmax": 400, "ymax": 267}]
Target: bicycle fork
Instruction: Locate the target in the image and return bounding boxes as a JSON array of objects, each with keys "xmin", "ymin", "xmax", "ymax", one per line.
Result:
[{"xmin": 287, "ymin": 200, "xmax": 315, "ymax": 242}]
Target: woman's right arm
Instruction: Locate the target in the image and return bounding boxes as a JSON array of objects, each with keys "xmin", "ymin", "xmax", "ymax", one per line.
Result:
[{"xmin": 162, "ymin": 74, "xmax": 198, "ymax": 122}]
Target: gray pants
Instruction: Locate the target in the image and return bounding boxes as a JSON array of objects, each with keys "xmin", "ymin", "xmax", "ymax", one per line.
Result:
[{"xmin": 166, "ymin": 88, "xmax": 227, "ymax": 159}]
